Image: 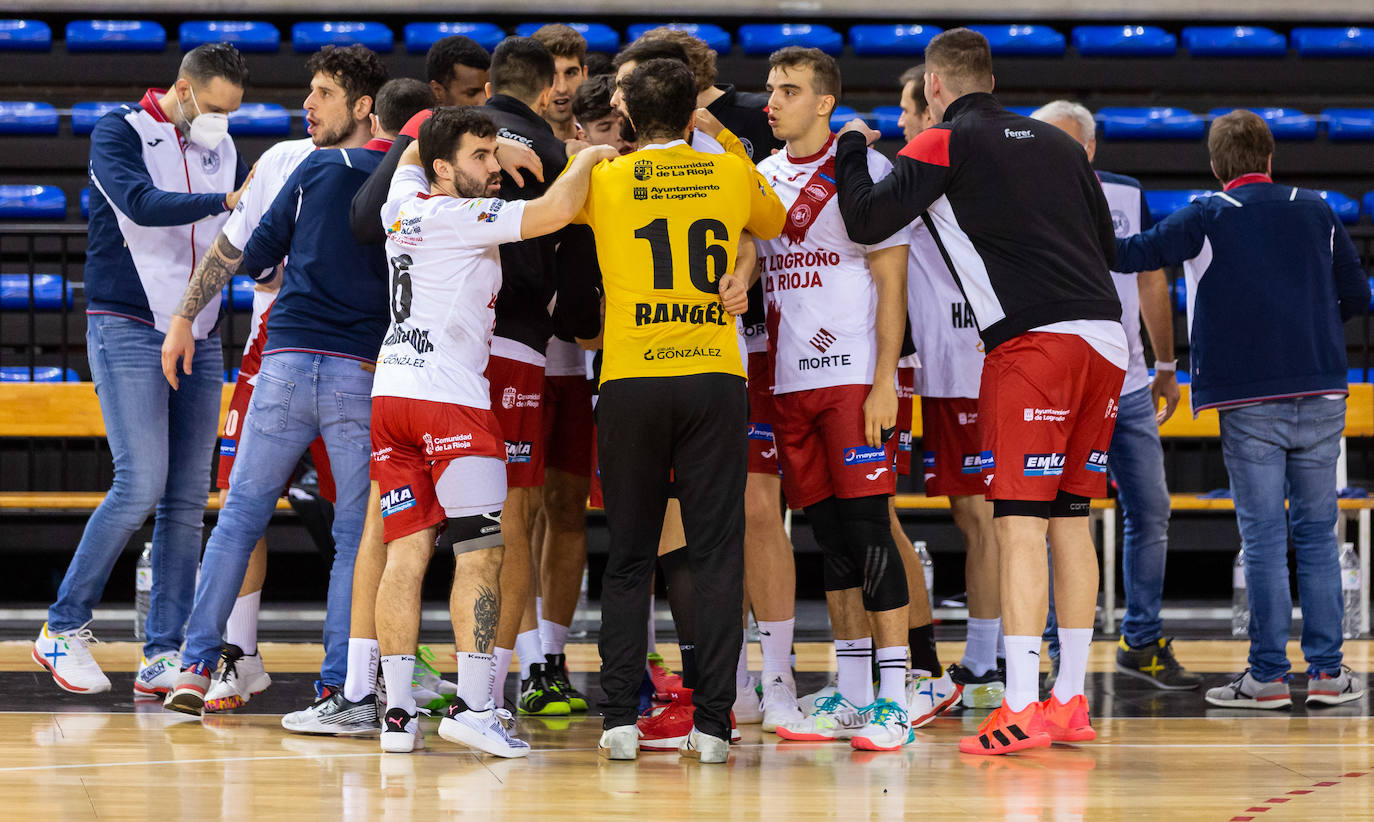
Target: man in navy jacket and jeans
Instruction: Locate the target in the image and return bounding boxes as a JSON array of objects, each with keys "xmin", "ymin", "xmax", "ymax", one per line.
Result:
[{"xmin": 1116, "ymin": 110, "xmax": 1369, "ymax": 709}]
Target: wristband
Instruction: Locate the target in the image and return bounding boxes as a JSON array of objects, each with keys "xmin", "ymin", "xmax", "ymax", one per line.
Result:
[{"xmin": 1153, "ymin": 360, "xmax": 1177, "ymax": 373}]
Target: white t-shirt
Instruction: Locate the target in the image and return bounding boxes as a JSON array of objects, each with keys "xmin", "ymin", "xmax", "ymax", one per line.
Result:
[
  {"xmin": 1100, "ymin": 176, "xmax": 1151, "ymax": 395},
  {"xmin": 545, "ymin": 336, "xmax": 585, "ymax": 377},
  {"xmin": 372, "ymin": 165, "xmax": 529, "ymax": 407},
  {"xmin": 906, "ymin": 217, "xmax": 984, "ymax": 398},
  {"xmin": 755, "ymin": 138, "xmax": 909, "ymax": 395}
]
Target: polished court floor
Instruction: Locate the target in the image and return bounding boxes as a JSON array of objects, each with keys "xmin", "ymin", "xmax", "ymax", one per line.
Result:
[{"xmin": 2, "ymin": 640, "xmax": 1371, "ymax": 821}]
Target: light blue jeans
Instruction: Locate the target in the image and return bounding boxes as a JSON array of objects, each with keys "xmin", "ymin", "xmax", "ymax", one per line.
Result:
[
  {"xmin": 49, "ymin": 314, "xmax": 222, "ymax": 658},
  {"xmin": 182, "ymin": 352, "xmax": 373, "ymax": 686},
  {"xmin": 1220, "ymin": 396, "xmax": 1346, "ymax": 680}
]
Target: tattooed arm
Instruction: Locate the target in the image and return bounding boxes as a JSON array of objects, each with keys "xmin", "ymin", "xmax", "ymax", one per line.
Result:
[{"xmin": 160, "ymin": 232, "xmax": 243, "ymax": 389}]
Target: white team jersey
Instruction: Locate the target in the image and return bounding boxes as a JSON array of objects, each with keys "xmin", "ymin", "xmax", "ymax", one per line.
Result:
[
  {"xmin": 755, "ymin": 139, "xmax": 909, "ymax": 395},
  {"xmin": 373, "ymin": 165, "xmax": 528, "ymax": 407},
  {"xmin": 906, "ymin": 218, "xmax": 984, "ymax": 398},
  {"xmin": 1101, "ymin": 178, "xmax": 1150, "ymax": 395},
  {"xmin": 545, "ymin": 336, "xmax": 585, "ymax": 377},
  {"xmin": 688, "ymin": 130, "xmax": 751, "ymax": 370}
]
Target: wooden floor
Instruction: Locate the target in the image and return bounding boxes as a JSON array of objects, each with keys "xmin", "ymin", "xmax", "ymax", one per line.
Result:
[{"xmin": 2, "ymin": 640, "xmax": 1371, "ymax": 821}]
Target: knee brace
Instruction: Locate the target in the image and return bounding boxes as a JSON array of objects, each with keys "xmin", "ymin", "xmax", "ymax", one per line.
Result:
[
  {"xmin": 804, "ymin": 498, "xmax": 861, "ymax": 592},
  {"xmin": 993, "ymin": 499, "xmax": 1052, "ymax": 519},
  {"xmin": 835, "ymin": 495, "xmax": 909, "ymax": 612},
  {"xmin": 437, "ymin": 511, "xmax": 504, "ymax": 555},
  {"xmin": 1050, "ymin": 491, "xmax": 1091, "ymax": 518}
]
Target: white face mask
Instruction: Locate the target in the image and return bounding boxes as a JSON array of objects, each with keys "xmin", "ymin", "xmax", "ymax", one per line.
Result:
[{"xmin": 177, "ymin": 84, "xmax": 230, "ymax": 149}]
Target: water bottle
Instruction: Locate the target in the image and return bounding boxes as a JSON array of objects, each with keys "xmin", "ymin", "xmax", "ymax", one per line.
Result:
[
  {"xmin": 1340, "ymin": 542, "xmax": 1361, "ymax": 639},
  {"xmin": 134, "ymin": 543, "xmax": 152, "ymax": 641},
  {"xmin": 1231, "ymin": 549, "xmax": 1248, "ymax": 638},
  {"xmin": 915, "ymin": 540, "xmax": 935, "ymax": 613}
]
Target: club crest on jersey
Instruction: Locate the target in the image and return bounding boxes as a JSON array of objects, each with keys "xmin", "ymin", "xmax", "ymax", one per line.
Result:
[
  {"xmin": 739, "ymin": 137, "xmax": 754, "ymax": 158},
  {"xmin": 506, "ymin": 440, "xmax": 532, "ymax": 464},
  {"xmin": 790, "ymin": 203, "xmax": 812, "ymax": 226},
  {"xmin": 634, "ymin": 160, "xmax": 654, "ymax": 181},
  {"xmin": 843, "ymin": 446, "xmax": 887, "ymax": 466},
  {"xmin": 804, "ymin": 182, "xmax": 828, "ymax": 201},
  {"xmin": 501, "ymin": 386, "xmax": 517, "ymax": 410},
  {"xmin": 199, "ymin": 150, "xmax": 221, "ymax": 174},
  {"xmin": 423, "ymin": 432, "xmax": 434, "ymax": 456},
  {"xmin": 1111, "ymin": 209, "xmax": 1130, "ymax": 237},
  {"xmin": 380, "ymin": 486, "xmax": 416, "ymax": 517},
  {"xmin": 747, "ymin": 423, "xmax": 774, "ymax": 442},
  {"xmin": 1086, "ymin": 449, "xmax": 1110, "ymax": 473},
  {"xmin": 1023, "ymin": 453, "xmax": 1066, "ymax": 477}
]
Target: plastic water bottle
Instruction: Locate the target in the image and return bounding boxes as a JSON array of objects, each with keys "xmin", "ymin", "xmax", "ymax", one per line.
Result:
[
  {"xmin": 1231, "ymin": 549, "xmax": 1248, "ymax": 638},
  {"xmin": 1340, "ymin": 542, "xmax": 1361, "ymax": 639},
  {"xmin": 134, "ymin": 543, "xmax": 152, "ymax": 641},
  {"xmin": 915, "ymin": 540, "xmax": 935, "ymax": 613}
]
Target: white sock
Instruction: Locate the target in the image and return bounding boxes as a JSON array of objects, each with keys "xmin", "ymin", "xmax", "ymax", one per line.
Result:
[
  {"xmin": 515, "ymin": 629, "xmax": 543, "ymax": 680},
  {"xmin": 342, "ymin": 638, "xmax": 379, "ymax": 703},
  {"xmin": 540, "ymin": 619, "xmax": 570, "ymax": 657},
  {"xmin": 646, "ymin": 594, "xmax": 657, "ymax": 654},
  {"xmin": 1003, "ymin": 635, "xmax": 1042, "ymax": 712},
  {"xmin": 225, "ymin": 590, "xmax": 261, "ymax": 654},
  {"xmin": 836, "ymin": 637, "xmax": 874, "ymax": 705},
  {"xmin": 456, "ymin": 652, "xmax": 494, "ymax": 709},
  {"xmin": 736, "ymin": 631, "xmax": 750, "ymax": 691},
  {"xmin": 757, "ymin": 618, "xmax": 795, "ymax": 676},
  {"xmin": 380, "ymin": 654, "xmax": 416, "ymax": 713},
  {"xmin": 875, "ymin": 646, "xmax": 907, "ymax": 704},
  {"xmin": 535, "ymin": 596, "xmax": 543, "ymax": 625},
  {"xmin": 1052, "ymin": 628, "xmax": 1094, "ymax": 702},
  {"xmin": 961, "ymin": 617, "xmax": 1001, "ymax": 677},
  {"xmin": 491, "ymin": 647, "xmax": 514, "ymax": 707},
  {"xmin": 997, "ymin": 623, "xmax": 1006, "ymax": 660}
]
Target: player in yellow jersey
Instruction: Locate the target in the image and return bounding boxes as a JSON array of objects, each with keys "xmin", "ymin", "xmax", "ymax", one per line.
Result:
[{"xmin": 583, "ymin": 59, "xmax": 785, "ymax": 764}]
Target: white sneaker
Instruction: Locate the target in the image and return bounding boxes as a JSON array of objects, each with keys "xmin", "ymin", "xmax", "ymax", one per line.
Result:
[
  {"xmin": 597, "ymin": 724, "xmax": 639, "ymax": 760},
  {"xmin": 798, "ymin": 676, "xmax": 839, "ymax": 717},
  {"xmin": 416, "ymin": 645, "xmax": 459, "ymax": 704},
  {"xmin": 133, "ymin": 650, "xmax": 180, "ymax": 698},
  {"xmin": 760, "ymin": 672, "xmax": 804, "ymax": 732},
  {"xmin": 33, "ymin": 622, "xmax": 110, "ymax": 694},
  {"xmin": 281, "ymin": 691, "xmax": 381, "ymax": 736},
  {"xmin": 381, "ymin": 705, "xmax": 426, "ymax": 753},
  {"xmin": 679, "ymin": 727, "xmax": 729, "ymax": 763},
  {"xmin": 775, "ymin": 693, "xmax": 868, "ymax": 741},
  {"xmin": 733, "ymin": 674, "xmax": 763, "ymax": 724},
  {"xmin": 905, "ymin": 669, "xmax": 961, "ymax": 728},
  {"xmin": 849, "ymin": 698, "xmax": 911, "ymax": 752},
  {"xmin": 438, "ymin": 698, "xmax": 531, "ymax": 758},
  {"xmin": 204, "ymin": 644, "xmax": 271, "ymax": 712}
]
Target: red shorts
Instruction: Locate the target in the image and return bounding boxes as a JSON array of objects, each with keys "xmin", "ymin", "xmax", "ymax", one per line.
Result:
[
  {"xmin": 369, "ymin": 396, "xmax": 506, "ymax": 542},
  {"xmin": 920, "ymin": 396, "xmax": 988, "ymax": 497},
  {"xmin": 487, "ymin": 354, "xmax": 545, "ymax": 488},
  {"xmin": 589, "ymin": 421, "xmax": 603, "ymax": 509},
  {"xmin": 894, "ymin": 366, "xmax": 916, "ymax": 476},
  {"xmin": 542, "ymin": 374, "xmax": 594, "ymax": 477},
  {"xmin": 980, "ymin": 332, "xmax": 1125, "ymax": 502},
  {"xmin": 217, "ymin": 373, "xmax": 336, "ymax": 502},
  {"xmin": 747, "ymin": 352, "xmax": 780, "ymax": 476},
  {"xmin": 774, "ymin": 384, "xmax": 897, "ymax": 509}
]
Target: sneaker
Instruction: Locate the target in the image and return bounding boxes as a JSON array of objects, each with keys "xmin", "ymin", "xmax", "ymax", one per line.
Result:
[
  {"xmin": 204, "ymin": 644, "xmax": 271, "ymax": 712},
  {"xmin": 850, "ymin": 698, "xmax": 911, "ymax": 751},
  {"xmin": 638, "ymin": 692, "xmax": 696, "ymax": 751},
  {"xmin": 1040, "ymin": 693, "xmax": 1096, "ymax": 743},
  {"xmin": 33, "ymin": 622, "xmax": 110, "ymax": 694},
  {"xmin": 438, "ymin": 697, "xmax": 531, "ymax": 758},
  {"xmin": 679, "ymin": 727, "xmax": 729, "ymax": 763},
  {"xmin": 1115, "ymin": 637, "xmax": 1202, "ymax": 690},
  {"xmin": 776, "ymin": 693, "xmax": 868, "ymax": 742},
  {"xmin": 546, "ymin": 653, "xmax": 589, "ymax": 712},
  {"xmin": 598, "ymin": 724, "xmax": 639, "ymax": 760},
  {"xmin": 957, "ymin": 701, "xmax": 1052, "ymax": 756},
  {"xmin": 133, "ymin": 651, "xmax": 181, "ymax": 698},
  {"xmin": 282, "ymin": 690, "xmax": 382, "ymax": 735},
  {"xmin": 906, "ymin": 669, "xmax": 961, "ymax": 728},
  {"xmin": 948, "ymin": 662, "xmax": 1005, "ymax": 709},
  {"xmin": 415, "ymin": 645, "xmax": 459, "ymax": 702},
  {"xmin": 163, "ymin": 661, "xmax": 214, "ymax": 716},
  {"xmin": 734, "ymin": 674, "xmax": 763, "ymax": 725},
  {"xmin": 1204, "ymin": 670, "xmax": 1292, "ymax": 709},
  {"xmin": 647, "ymin": 652, "xmax": 684, "ymax": 701},
  {"xmin": 760, "ymin": 672, "xmax": 804, "ymax": 732},
  {"xmin": 380, "ymin": 706, "xmax": 426, "ymax": 753},
  {"xmin": 798, "ymin": 676, "xmax": 839, "ymax": 717},
  {"xmin": 518, "ymin": 663, "xmax": 572, "ymax": 716},
  {"xmin": 1306, "ymin": 666, "xmax": 1365, "ymax": 707}
]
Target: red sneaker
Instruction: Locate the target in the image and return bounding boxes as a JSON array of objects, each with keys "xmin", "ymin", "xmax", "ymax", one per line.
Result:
[
  {"xmin": 957, "ymin": 701, "xmax": 1052, "ymax": 756},
  {"xmin": 638, "ymin": 692, "xmax": 695, "ymax": 751},
  {"xmin": 647, "ymin": 653, "xmax": 685, "ymax": 702},
  {"xmin": 1040, "ymin": 693, "xmax": 1096, "ymax": 743}
]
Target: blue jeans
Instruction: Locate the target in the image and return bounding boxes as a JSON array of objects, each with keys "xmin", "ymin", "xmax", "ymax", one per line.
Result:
[
  {"xmin": 1220, "ymin": 396, "xmax": 1346, "ymax": 680},
  {"xmin": 49, "ymin": 314, "xmax": 222, "ymax": 658},
  {"xmin": 182, "ymin": 352, "xmax": 373, "ymax": 685}
]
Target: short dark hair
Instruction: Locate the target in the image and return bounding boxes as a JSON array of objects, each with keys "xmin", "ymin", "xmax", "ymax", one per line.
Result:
[
  {"xmin": 425, "ymin": 35, "xmax": 491, "ymax": 85},
  {"xmin": 419, "ymin": 106, "xmax": 498, "ymax": 185},
  {"xmin": 612, "ymin": 38, "xmax": 690, "ymax": 71},
  {"xmin": 531, "ymin": 24, "xmax": 587, "ymax": 65},
  {"xmin": 924, "ymin": 28, "xmax": 994, "ymax": 95},
  {"xmin": 490, "ymin": 36, "xmax": 555, "ymax": 101},
  {"xmin": 622, "ymin": 58, "xmax": 696, "ymax": 142},
  {"xmin": 585, "ymin": 52, "xmax": 614, "ymax": 77},
  {"xmin": 179, "ymin": 43, "xmax": 250, "ymax": 88},
  {"xmin": 900, "ymin": 64, "xmax": 928, "ymax": 116},
  {"xmin": 768, "ymin": 46, "xmax": 841, "ymax": 100},
  {"xmin": 306, "ymin": 45, "xmax": 388, "ymax": 110},
  {"xmin": 1209, "ymin": 110, "xmax": 1275, "ymax": 183},
  {"xmin": 374, "ymin": 78, "xmax": 435, "ymax": 135},
  {"xmin": 573, "ymin": 73, "xmax": 616, "ymax": 123}
]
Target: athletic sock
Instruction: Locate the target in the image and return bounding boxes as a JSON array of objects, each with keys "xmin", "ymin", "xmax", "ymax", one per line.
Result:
[
  {"xmin": 679, "ymin": 644, "xmax": 698, "ymax": 690},
  {"xmin": 342, "ymin": 638, "xmax": 379, "ymax": 703},
  {"xmin": 515, "ymin": 629, "xmax": 543, "ymax": 681},
  {"xmin": 875, "ymin": 646, "xmax": 907, "ymax": 704},
  {"xmin": 962, "ymin": 617, "xmax": 1001, "ymax": 677},
  {"xmin": 225, "ymin": 590, "xmax": 261, "ymax": 655},
  {"xmin": 540, "ymin": 619, "xmax": 570, "ymax": 657},
  {"xmin": 736, "ymin": 630, "xmax": 750, "ymax": 691},
  {"xmin": 535, "ymin": 596, "xmax": 543, "ymax": 624},
  {"xmin": 456, "ymin": 652, "xmax": 494, "ymax": 709},
  {"xmin": 380, "ymin": 654, "xmax": 417, "ymax": 713},
  {"xmin": 907, "ymin": 623, "xmax": 942, "ymax": 678},
  {"xmin": 1003, "ymin": 635, "xmax": 1042, "ymax": 713},
  {"xmin": 836, "ymin": 637, "xmax": 874, "ymax": 705},
  {"xmin": 997, "ymin": 623, "xmax": 1006, "ymax": 659},
  {"xmin": 646, "ymin": 594, "xmax": 657, "ymax": 654},
  {"xmin": 1052, "ymin": 628, "xmax": 1094, "ymax": 702},
  {"xmin": 491, "ymin": 647, "xmax": 514, "ymax": 707},
  {"xmin": 757, "ymin": 618, "xmax": 795, "ymax": 676}
]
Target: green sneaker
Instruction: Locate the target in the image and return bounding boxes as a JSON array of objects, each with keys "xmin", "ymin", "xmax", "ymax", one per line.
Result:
[
  {"xmin": 518, "ymin": 662, "xmax": 571, "ymax": 716},
  {"xmin": 545, "ymin": 653, "xmax": 589, "ymax": 712},
  {"xmin": 412, "ymin": 646, "xmax": 456, "ymax": 711}
]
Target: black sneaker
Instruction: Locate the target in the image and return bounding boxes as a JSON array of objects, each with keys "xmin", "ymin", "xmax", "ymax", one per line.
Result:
[
  {"xmin": 545, "ymin": 653, "xmax": 589, "ymax": 712},
  {"xmin": 281, "ymin": 689, "xmax": 381, "ymax": 736},
  {"xmin": 1114, "ymin": 637, "xmax": 1202, "ymax": 690},
  {"xmin": 518, "ymin": 662, "xmax": 571, "ymax": 716},
  {"xmin": 946, "ymin": 662, "xmax": 1005, "ymax": 709},
  {"xmin": 1044, "ymin": 655, "xmax": 1060, "ymax": 696}
]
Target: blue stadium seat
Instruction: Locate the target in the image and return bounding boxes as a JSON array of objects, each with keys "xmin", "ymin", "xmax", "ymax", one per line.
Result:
[
  {"xmin": 1324, "ymin": 109, "xmax": 1374, "ymax": 141},
  {"xmin": 1181, "ymin": 26, "xmax": 1286, "ymax": 57},
  {"xmin": 0, "ymin": 102, "xmax": 58, "ymax": 135},
  {"xmin": 291, "ymin": 22, "xmax": 393, "ymax": 53},
  {"xmin": 966, "ymin": 25, "xmax": 1066, "ymax": 55},
  {"xmin": 514, "ymin": 23, "xmax": 619, "ymax": 53},
  {"xmin": 1006, "ymin": 106, "xmax": 1039, "ymax": 118},
  {"xmin": 229, "ymin": 103, "xmax": 290, "ymax": 136},
  {"xmin": 72, "ymin": 101, "xmax": 131, "ymax": 135},
  {"xmin": 66, "ymin": 20, "xmax": 167, "ymax": 52},
  {"xmin": 226, "ymin": 368, "xmax": 241, "ymax": 383},
  {"xmin": 1208, "ymin": 107, "xmax": 1317, "ymax": 140},
  {"xmin": 1071, "ymin": 25, "xmax": 1177, "ymax": 56},
  {"xmin": 871, "ymin": 106, "xmax": 904, "ymax": 139},
  {"xmin": 0, "ymin": 185, "xmax": 66, "ymax": 219},
  {"xmin": 829, "ymin": 106, "xmax": 857, "ymax": 133},
  {"xmin": 1350, "ymin": 367, "xmax": 1369, "ymax": 383},
  {"xmin": 625, "ymin": 23, "xmax": 731, "ymax": 53},
  {"xmin": 849, "ymin": 24, "xmax": 942, "ymax": 56},
  {"xmin": 0, "ymin": 19, "xmax": 52, "ymax": 52},
  {"xmin": 1170, "ymin": 277, "xmax": 1187, "ymax": 313},
  {"xmin": 0, "ymin": 367, "xmax": 79, "ymax": 382},
  {"xmin": 0, "ymin": 274, "xmax": 75, "ymax": 310},
  {"xmin": 1315, "ymin": 190, "xmax": 1361, "ymax": 225},
  {"xmin": 1098, "ymin": 107, "xmax": 1204, "ymax": 140},
  {"xmin": 179, "ymin": 21, "xmax": 280, "ymax": 53},
  {"xmin": 738, "ymin": 24, "xmax": 843, "ymax": 56},
  {"xmin": 1368, "ymin": 278, "xmax": 1374, "ymax": 311},
  {"xmin": 81, "ymin": 188, "xmax": 91, "ymax": 219},
  {"xmin": 1145, "ymin": 189, "xmax": 1213, "ymax": 224},
  {"xmin": 1365, "ymin": 192, "xmax": 1374, "ymax": 221},
  {"xmin": 404, "ymin": 22, "xmax": 505, "ymax": 53},
  {"xmin": 1291, "ymin": 27, "xmax": 1374, "ymax": 57},
  {"xmin": 221, "ymin": 275, "xmax": 257, "ymax": 311}
]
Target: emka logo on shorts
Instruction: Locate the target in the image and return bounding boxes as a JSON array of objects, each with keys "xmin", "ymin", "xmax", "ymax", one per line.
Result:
[
  {"xmin": 961, "ymin": 453, "xmax": 984, "ymax": 474},
  {"xmin": 381, "ymin": 486, "xmax": 416, "ymax": 518},
  {"xmin": 898, "ymin": 430, "xmax": 913, "ymax": 452},
  {"xmin": 1086, "ymin": 449, "xmax": 1109, "ymax": 473},
  {"xmin": 506, "ymin": 441, "xmax": 533, "ymax": 464},
  {"xmin": 1023, "ymin": 453, "xmax": 1066, "ymax": 477},
  {"xmin": 843, "ymin": 446, "xmax": 887, "ymax": 466},
  {"xmin": 747, "ymin": 422, "xmax": 774, "ymax": 442}
]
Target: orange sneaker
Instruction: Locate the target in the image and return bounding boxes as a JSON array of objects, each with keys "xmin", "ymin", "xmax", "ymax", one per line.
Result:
[
  {"xmin": 647, "ymin": 653, "xmax": 685, "ymax": 702},
  {"xmin": 1040, "ymin": 693, "xmax": 1096, "ymax": 743},
  {"xmin": 957, "ymin": 701, "xmax": 1051, "ymax": 756}
]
